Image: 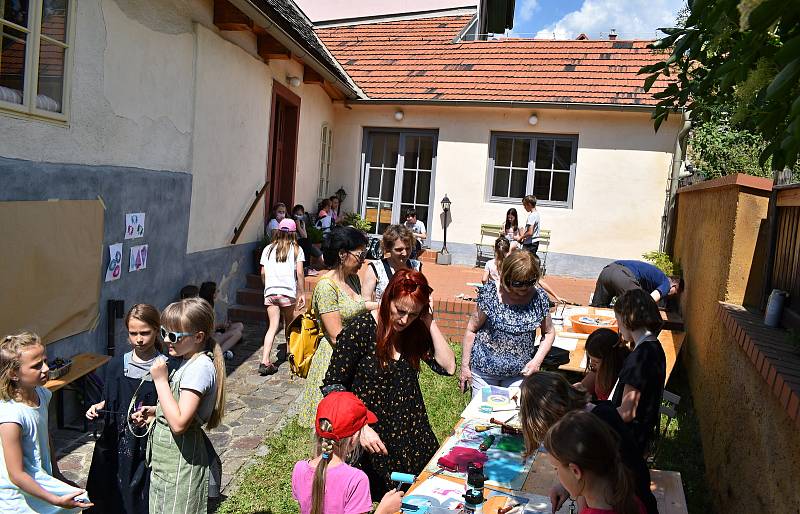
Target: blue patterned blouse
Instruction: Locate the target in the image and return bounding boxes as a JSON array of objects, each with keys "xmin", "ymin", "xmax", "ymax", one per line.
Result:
[{"xmin": 470, "ymin": 280, "xmax": 551, "ymax": 376}]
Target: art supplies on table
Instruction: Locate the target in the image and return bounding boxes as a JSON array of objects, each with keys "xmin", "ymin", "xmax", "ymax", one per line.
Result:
[
  {"xmin": 461, "ymin": 386, "xmax": 521, "ymax": 421},
  {"xmin": 401, "ymin": 474, "xmax": 467, "ymax": 512},
  {"xmin": 426, "ymin": 418, "xmax": 532, "ymax": 490},
  {"xmin": 484, "ymin": 489, "xmax": 572, "ymax": 514}
]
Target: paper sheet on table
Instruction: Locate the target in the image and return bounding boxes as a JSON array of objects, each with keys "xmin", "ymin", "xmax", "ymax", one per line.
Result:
[
  {"xmin": 460, "ymin": 386, "xmax": 520, "ymax": 421},
  {"xmin": 485, "ymin": 489, "xmax": 572, "ymax": 514}
]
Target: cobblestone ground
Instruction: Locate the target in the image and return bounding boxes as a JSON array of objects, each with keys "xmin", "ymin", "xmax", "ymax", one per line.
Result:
[{"xmin": 52, "ymin": 321, "xmax": 304, "ymax": 503}]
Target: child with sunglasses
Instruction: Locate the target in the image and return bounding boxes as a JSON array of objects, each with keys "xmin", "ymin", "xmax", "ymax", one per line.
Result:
[
  {"xmin": 85, "ymin": 304, "xmax": 163, "ymax": 514},
  {"xmin": 131, "ymin": 298, "xmax": 226, "ymax": 514}
]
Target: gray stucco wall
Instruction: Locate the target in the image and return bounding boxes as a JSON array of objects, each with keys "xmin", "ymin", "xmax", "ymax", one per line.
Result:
[{"xmin": 1, "ymin": 157, "xmax": 256, "ymax": 359}]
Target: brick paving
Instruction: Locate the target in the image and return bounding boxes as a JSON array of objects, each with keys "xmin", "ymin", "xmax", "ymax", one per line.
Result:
[{"xmin": 52, "ymin": 322, "xmax": 304, "ymax": 503}]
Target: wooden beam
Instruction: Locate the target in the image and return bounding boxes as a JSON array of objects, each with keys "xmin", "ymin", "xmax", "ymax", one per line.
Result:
[
  {"xmin": 303, "ymin": 65, "xmax": 324, "ymax": 84},
  {"xmin": 214, "ymin": 0, "xmax": 253, "ymax": 31},
  {"xmin": 322, "ymin": 80, "xmax": 346, "ymax": 101},
  {"xmin": 258, "ymin": 33, "xmax": 291, "ymax": 61}
]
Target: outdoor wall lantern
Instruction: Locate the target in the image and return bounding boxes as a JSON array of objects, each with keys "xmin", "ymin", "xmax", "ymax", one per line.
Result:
[
  {"xmin": 287, "ymin": 75, "xmax": 301, "ymax": 87},
  {"xmin": 335, "ymin": 187, "xmax": 347, "ymax": 208},
  {"xmin": 528, "ymin": 113, "xmax": 539, "ymax": 126},
  {"xmin": 436, "ymin": 194, "xmax": 453, "ymax": 265},
  {"xmin": 394, "ymin": 110, "xmax": 405, "ymax": 121}
]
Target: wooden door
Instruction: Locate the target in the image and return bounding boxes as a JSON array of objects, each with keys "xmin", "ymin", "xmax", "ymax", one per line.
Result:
[{"xmin": 266, "ymin": 81, "xmax": 301, "ymax": 220}]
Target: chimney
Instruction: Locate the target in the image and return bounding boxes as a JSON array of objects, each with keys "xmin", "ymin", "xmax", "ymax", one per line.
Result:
[{"xmin": 608, "ymin": 29, "xmax": 617, "ymax": 40}]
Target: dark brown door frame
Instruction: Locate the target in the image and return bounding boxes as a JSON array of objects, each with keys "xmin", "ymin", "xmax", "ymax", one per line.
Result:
[{"xmin": 265, "ymin": 80, "xmax": 301, "ymax": 223}]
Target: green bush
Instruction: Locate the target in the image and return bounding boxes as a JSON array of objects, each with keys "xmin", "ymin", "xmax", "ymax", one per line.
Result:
[
  {"xmin": 642, "ymin": 251, "xmax": 682, "ymax": 277},
  {"xmin": 305, "ymin": 224, "xmax": 324, "ymax": 244}
]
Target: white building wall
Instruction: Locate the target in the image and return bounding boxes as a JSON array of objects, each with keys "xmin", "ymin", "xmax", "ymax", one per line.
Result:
[
  {"xmin": 295, "ymin": 0, "xmax": 477, "ymax": 22},
  {"xmin": 0, "ymin": 0, "xmax": 338, "ymax": 254},
  {"xmin": 330, "ymin": 104, "xmax": 681, "ymax": 260}
]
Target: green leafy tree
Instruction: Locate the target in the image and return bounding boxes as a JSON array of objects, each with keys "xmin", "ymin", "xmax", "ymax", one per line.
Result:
[{"xmin": 641, "ymin": 0, "xmax": 800, "ymax": 172}]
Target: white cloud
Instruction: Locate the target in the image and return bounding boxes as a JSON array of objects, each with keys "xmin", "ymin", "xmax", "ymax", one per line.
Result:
[
  {"xmin": 517, "ymin": 0, "xmax": 540, "ymax": 23},
  {"xmin": 533, "ymin": 0, "xmax": 683, "ymax": 40}
]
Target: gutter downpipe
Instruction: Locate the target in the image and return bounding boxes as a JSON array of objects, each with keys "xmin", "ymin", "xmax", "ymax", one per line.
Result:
[{"xmin": 662, "ymin": 110, "xmax": 691, "ymax": 255}]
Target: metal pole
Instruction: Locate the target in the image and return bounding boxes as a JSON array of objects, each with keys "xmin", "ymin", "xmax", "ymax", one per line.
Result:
[{"xmin": 442, "ymin": 209, "xmax": 449, "ymax": 254}]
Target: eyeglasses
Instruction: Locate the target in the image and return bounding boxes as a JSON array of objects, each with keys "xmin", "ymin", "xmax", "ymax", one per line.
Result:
[
  {"xmin": 398, "ymin": 278, "xmax": 434, "ymax": 295},
  {"xmin": 160, "ymin": 327, "xmax": 196, "ymax": 343},
  {"xmin": 346, "ymin": 250, "xmax": 368, "ymax": 261},
  {"xmin": 509, "ymin": 278, "xmax": 538, "ymax": 288}
]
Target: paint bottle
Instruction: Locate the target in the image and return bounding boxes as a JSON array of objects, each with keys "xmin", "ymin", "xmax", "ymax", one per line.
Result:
[{"xmin": 464, "ymin": 463, "xmax": 485, "ymax": 514}]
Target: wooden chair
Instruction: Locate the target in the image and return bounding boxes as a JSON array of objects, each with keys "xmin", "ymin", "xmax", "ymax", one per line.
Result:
[
  {"xmin": 648, "ymin": 389, "xmax": 681, "ymax": 464},
  {"xmin": 537, "ymin": 229, "xmax": 551, "ymax": 276},
  {"xmin": 475, "ymin": 223, "xmax": 503, "ymax": 267}
]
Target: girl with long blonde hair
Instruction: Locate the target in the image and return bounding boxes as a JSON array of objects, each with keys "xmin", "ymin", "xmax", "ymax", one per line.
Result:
[
  {"xmin": 259, "ymin": 218, "xmax": 306, "ymax": 375},
  {"xmin": 131, "ymin": 298, "xmax": 226, "ymax": 514},
  {"xmin": 0, "ymin": 332, "xmax": 92, "ymax": 512}
]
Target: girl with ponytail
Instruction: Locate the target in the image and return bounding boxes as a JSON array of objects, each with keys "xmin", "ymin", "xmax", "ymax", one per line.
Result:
[
  {"xmin": 292, "ymin": 392, "xmax": 403, "ymax": 514},
  {"xmin": 130, "ymin": 297, "xmax": 227, "ymax": 514},
  {"xmin": 543, "ymin": 410, "xmax": 644, "ymax": 514}
]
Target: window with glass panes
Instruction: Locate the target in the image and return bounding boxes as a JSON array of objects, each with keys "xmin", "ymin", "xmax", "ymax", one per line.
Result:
[
  {"xmin": 318, "ymin": 124, "xmax": 332, "ymax": 199},
  {"xmin": 487, "ymin": 133, "xmax": 577, "ymax": 207},
  {"xmin": 0, "ymin": 0, "xmax": 71, "ymax": 118}
]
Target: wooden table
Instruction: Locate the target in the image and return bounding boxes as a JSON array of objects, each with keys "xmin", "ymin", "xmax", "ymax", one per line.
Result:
[
  {"xmin": 554, "ymin": 307, "xmax": 685, "ymax": 384},
  {"xmin": 45, "ymin": 352, "xmax": 111, "ymax": 431}
]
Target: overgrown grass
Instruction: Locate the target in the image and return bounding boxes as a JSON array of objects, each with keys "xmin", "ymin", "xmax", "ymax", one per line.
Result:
[{"xmin": 217, "ymin": 346, "xmax": 710, "ymax": 513}]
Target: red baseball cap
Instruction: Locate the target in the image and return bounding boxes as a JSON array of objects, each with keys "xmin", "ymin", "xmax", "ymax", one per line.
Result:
[{"xmin": 315, "ymin": 392, "xmax": 378, "ymax": 441}]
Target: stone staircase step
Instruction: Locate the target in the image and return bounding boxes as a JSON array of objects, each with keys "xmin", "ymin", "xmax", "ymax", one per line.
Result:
[
  {"xmin": 236, "ymin": 288, "xmax": 264, "ymax": 306},
  {"xmin": 246, "ymin": 274, "xmax": 263, "ymax": 289},
  {"xmin": 228, "ymin": 304, "xmax": 266, "ymax": 323}
]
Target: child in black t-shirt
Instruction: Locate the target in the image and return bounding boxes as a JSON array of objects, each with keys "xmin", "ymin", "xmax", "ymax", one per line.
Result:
[{"xmin": 611, "ymin": 289, "xmax": 666, "ymax": 454}]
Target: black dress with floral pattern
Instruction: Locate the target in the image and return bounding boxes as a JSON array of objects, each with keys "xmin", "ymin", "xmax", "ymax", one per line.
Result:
[{"xmin": 322, "ymin": 312, "xmax": 451, "ymax": 496}]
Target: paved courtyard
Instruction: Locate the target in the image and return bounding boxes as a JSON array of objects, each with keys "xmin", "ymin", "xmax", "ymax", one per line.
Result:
[{"xmin": 52, "ymin": 322, "xmax": 302, "ymax": 503}]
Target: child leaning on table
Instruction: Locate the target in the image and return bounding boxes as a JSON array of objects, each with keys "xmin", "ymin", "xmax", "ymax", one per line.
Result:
[
  {"xmin": 292, "ymin": 392, "xmax": 403, "ymax": 514},
  {"xmin": 0, "ymin": 331, "xmax": 92, "ymax": 513}
]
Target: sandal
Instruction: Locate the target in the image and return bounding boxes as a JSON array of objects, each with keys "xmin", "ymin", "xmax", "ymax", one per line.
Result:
[{"xmin": 258, "ymin": 363, "xmax": 279, "ymax": 376}]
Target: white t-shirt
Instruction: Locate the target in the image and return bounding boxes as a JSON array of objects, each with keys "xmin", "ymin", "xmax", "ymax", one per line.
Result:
[
  {"xmin": 406, "ymin": 220, "xmax": 426, "ymax": 235},
  {"xmin": 178, "ymin": 354, "xmax": 217, "ymax": 424},
  {"xmin": 261, "ymin": 243, "xmax": 305, "ymax": 298},
  {"xmin": 524, "ymin": 211, "xmax": 541, "ymax": 244},
  {"xmin": 485, "ymin": 258, "xmax": 501, "ymax": 283}
]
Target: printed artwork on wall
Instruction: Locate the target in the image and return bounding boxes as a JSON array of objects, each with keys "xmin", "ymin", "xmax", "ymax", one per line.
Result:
[
  {"xmin": 125, "ymin": 212, "xmax": 146, "ymax": 240},
  {"xmin": 129, "ymin": 244, "xmax": 148, "ymax": 272},
  {"xmin": 105, "ymin": 242, "xmax": 123, "ymax": 282}
]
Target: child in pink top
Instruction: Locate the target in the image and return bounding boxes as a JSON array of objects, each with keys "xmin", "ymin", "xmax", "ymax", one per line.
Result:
[{"xmin": 292, "ymin": 392, "xmax": 403, "ymax": 514}]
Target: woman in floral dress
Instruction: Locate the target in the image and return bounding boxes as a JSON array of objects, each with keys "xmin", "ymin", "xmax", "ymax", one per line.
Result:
[{"xmin": 297, "ymin": 227, "xmax": 377, "ymax": 426}]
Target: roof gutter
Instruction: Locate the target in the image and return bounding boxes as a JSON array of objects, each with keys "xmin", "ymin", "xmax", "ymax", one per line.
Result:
[
  {"xmin": 343, "ymin": 98, "xmax": 662, "ymax": 113},
  {"xmin": 231, "ymin": 0, "xmax": 363, "ymax": 100}
]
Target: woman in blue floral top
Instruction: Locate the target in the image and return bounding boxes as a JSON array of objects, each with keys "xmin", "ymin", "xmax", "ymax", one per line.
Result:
[{"xmin": 460, "ymin": 250, "xmax": 555, "ymax": 398}]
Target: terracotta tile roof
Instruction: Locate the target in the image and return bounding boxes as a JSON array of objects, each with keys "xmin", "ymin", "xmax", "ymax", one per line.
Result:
[{"xmin": 316, "ymin": 15, "xmax": 671, "ymax": 106}]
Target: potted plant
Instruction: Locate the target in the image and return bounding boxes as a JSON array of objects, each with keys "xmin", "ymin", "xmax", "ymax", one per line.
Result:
[
  {"xmin": 340, "ymin": 212, "xmax": 372, "ymax": 233},
  {"xmin": 306, "ymin": 224, "xmax": 324, "ymax": 250}
]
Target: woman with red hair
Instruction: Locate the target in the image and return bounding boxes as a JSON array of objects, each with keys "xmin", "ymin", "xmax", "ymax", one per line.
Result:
[{"xmin": 322, "ymin": 269, "xmax": 456, "ymax": 496}]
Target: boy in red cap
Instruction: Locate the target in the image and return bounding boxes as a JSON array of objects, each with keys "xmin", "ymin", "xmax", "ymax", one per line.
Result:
[{"xmin": 292, "ymin": 392, "xmax": 404, "ymax": 514}]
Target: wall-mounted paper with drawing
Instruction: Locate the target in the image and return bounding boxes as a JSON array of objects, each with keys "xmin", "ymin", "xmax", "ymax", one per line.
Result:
[
  {"xmin": 129, "ymin": 244, "xmax": 148, "ymax": 272},
  {"xmin": 105, "ymin": 243, "xmax": 123, "ymax": 282},
  {"xmin": 125, "ymin": 212, "xmax": 145, "ymax": 240}
]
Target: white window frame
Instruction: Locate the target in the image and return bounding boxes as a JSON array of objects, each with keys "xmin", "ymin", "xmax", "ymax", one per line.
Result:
[
  {"xmin": 0, "ymin": 0, "xmax": 75, "ymax": 123},
  {"xmin": 318, "ymin": 123, "xmax": 332, "ymax": 199},
  {"xmin": 486, "ymin": 132, "xmax": 578, "ymax": 208}
]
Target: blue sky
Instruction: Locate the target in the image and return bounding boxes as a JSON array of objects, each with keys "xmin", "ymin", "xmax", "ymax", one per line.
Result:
[{"xmin": 507, "ymin": 0, "xmax": 685, "ymax": 40}]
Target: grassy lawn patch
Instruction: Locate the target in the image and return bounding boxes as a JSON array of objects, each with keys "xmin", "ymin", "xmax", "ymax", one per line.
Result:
[{"xmin": 216, "ymin": 343, "xmax": 466, "ymax": 514}]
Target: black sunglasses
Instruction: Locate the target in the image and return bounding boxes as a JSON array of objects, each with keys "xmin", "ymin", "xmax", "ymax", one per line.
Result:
[
  {"xmin": 509, "ymin": 278, "xmax": 538, "ymax": 288},
  {"xmin": 398, "ymin": 278, "xmax": 434, "ymax": 295}
]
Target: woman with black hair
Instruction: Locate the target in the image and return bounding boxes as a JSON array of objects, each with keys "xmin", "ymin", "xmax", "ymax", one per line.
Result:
[{"xmin": 297, "ymin": 227, "xmax": 379, "ymax": 426}]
